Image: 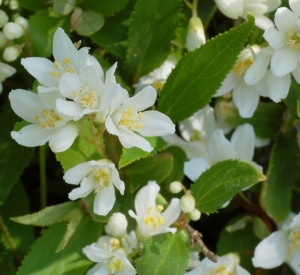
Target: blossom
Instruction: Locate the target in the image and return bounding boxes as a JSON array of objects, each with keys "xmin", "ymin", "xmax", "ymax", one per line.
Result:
[
  {"xmin": 215, "ymin": 0, "xmax": 281, "ymax": 30},
  {"xmin": 63, "ymin": 159, "xmax": 125, "ymax": 216},
  {"xmin": 105, "ymin": 85, "xmax": 175, "ymax": 152},
  {"xmin": 9, "ymin": 89, "xmax": 78, "ymax": 152},
  {"xmin": 21, "ymin": 27, "xmax": 101, "ymax": 88},
  {"xmin": 186, "ymin": 16, "xmax": 206, "ymax": 51},
  {"xmin": 252, "ymin": 212, "xmax": 300, "ymax": 274},
  {"xmin": 128, "ymin": 181, "xmax": 181, "ymax": 241},
  {"xmin": 186, "ymin": 254, "xmax": 250, "ymax": 275},
  {"xmin": 263, "ymin": 1, "xmax": 300, "ymax": 80},
  {"xmin": 83, "ymin": 236, "xmax": 136, "ymax": 275},
  {"xmin": 105, "ymin": 212, "xmax": 128, "ymax": 238},
  {"xmin": 0, "ymin": 61, "xmax": 15, "ymax": 93}
]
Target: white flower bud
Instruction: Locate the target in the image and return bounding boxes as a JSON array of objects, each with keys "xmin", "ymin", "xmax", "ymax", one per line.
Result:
[
  {"xmin": 189, "ymin": 208, "xmax": 201, "ymax": 221},
  {"xmin": 180, "ymin": 192, "xmax": 196, "ymax": 213},
  {"xmin": 3, "ymin": 46, "xmax": 20, "ymax": 62},
  {"xmin": 14, "ymin": 16, "xmax": 28, "ymax": 29},
  {"xmin": 9, "ymin": 0, "xmax": 19, "ymax": 10},
  {"xmin": 3, "ymin": 22, "xmax": 24, "ymax": 40},
  {"xmin": 186, "ymin": 16, "xmax": 206, "ymax": 51},
  {"xmin": 0, "ymin": 31, "xmax": 7, "ymax": 48},
  {"xmin": 170, "ymin": 181, "xmax": 183, "ymax": 193},
  {"xmin": 105, "ymin": 212, "xmax": 128, "ymax": 238},
  {"xmin": 0, "ymin": 9, "xmax": 8, "ymax": 28}
]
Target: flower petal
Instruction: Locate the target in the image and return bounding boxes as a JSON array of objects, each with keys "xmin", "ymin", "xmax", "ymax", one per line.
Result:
[
  {"xmin": 63, "ymin": 161, "xmax": 96, "ymax": 185},
  {"xmin": 94, "ymin": 183, "xmax": 115, "ymax": 215},
  {"xmin": 184, "ymin": 158, "xmax": 210, "ymax": 181},
  {"xmin": 263, "ymin": 27, "xmax": 286, "ymax": 50},
  {"xmin": 68, "ymin": 176, "xmax": 94, "ymax": 200},
  {"xmin": 274, "ymin": 7, "xmax": 300, "ymax": 33},
  {"xmin": 290, "ymin": 0, "xmax": 300, "ymax": 17},
  {"xmin": 215, "ymin": 71, "xmax": 240, "ymax": 96},
  {"xmin": 83, "ymin": 244, "xmax": 113, "ymax": 262},
  {"xmin": 271, "ymin": 47, "xmax": 298, "ymax": 76},
  {"xmin": 267, "ymin": 71, "xmax": 291, "ymax": 102}
]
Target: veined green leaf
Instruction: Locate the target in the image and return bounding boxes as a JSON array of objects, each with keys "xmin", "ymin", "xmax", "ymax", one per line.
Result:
[
  {"xmin": 127, "ymin": 0, "xmax": 181, "ymax": 79},
  {"xmin": 157, "ymin": 15, "xmax": 255, "ymax": 123},
  {"xmin": 81, "ymin": 0, "xmax": 129, "ymax": 17},
  {"xmin": 73, "ymin": 10, "xmax": 104, "ymax": 36},
  {"xmin": 53, "ymin": 0, "xmax": 76, "ymax": 15},
  {"xmin": 136, "ymin": 233, "xmax": 189, "ymax": 275},
  {"xmin": 191, "ymin": 160, "xmax": 265, "ymax": 214}
]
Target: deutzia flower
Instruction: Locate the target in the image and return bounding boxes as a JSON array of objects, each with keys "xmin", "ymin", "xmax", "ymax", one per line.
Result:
[
  {"xmin": 186, "ymin": 16, "xmax": 206, "ymax": 51},
  {"xmin": 9, "ymin": 89, "xmax": 78, "ymax": 152},
  {"xmin": 252, "ymin": 212, "xmax": 300, "ymax": 274},
  {"xmin": 128, "ymin": 181, "xmax": 181, "ymax": 241},
  {"xmin": 186, "ymin": 254, "xmax": 250, "ymax": 275},
  {"xmin": 21, "ymin": 27, "xmax": 101, "ymax": 88},
  {"xmin": 63, "ymin": 159, "xmax": 125, "ymax": 216},
  {"xmin": 263, "ymin": 0, "xmax": 300, "ymax": 79},
  {"xmin": 0, "ymin": 61, "xmax": 15, "ymax": 93},
  {"xmin": 215, "ymin": 0, "xmax": 281, "ymax": 30},
  {"xmin": 105, "ymin": 85, "xmax": 175, "ymax": 152},
  {"xmin": 83, "ymin": 235, "xmax": 136, "ymax": 275}
]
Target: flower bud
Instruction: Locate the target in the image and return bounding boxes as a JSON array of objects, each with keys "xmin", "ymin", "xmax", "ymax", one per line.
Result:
[
  {"xmin": 189, "ymin": 208, "xmax": 201, "ymax": 221},
  {"xmin": 0, "ymin": 9, "xmax": 8, "ymax": 28},
  {"xmin": 3, "ymin": 45, "xmax": 20, "ymax": 62},
  {"xmin": 0, "ymin": 31, "xmax": 7, "ymax": 48},
  {"xmin": 14, "ymin": 16, "xmax": 28, "ymax": 29},
  {"xmin": 105, "ymin": 212, "xmax": 128, "ymax": 238},
  {"xmin": 170, "ymin": 181, "xmax": 183, "ymax": 193},
  {"xmin": 3, "ymin": 22, "xmax": 24, "ymax": 40},
  {"xmin": 180, "ymin": 192, "xmax": 195, "ymax": 213},
  {"xmin": 186, "ymin": 16, "xmax": 206, "ymax": 51}
]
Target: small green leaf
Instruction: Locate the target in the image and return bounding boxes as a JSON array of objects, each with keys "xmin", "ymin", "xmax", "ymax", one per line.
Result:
[
  {"xmin": 218, "ymin": 101, "xmax": 285, "ymax": 139},
  {"xmin": 119, "ymin": 137, "xmax": 167, "ymax": 168},
  {"xmin": 125, "ymin": 152, "xmax": 173, "ymax": 192},
  {"xmin": 127, "ymin": 0, "xmax": 181, "ymax": 79},
  {"xmin": 136, "ymin": 233, "xmax": 189, "ymax": 275},
  {"xmin": 53, "ymin": 0, "xmax": 76, "ymax": 15},
  {"xmin": 18, "ymin": 0, "xmax": 47, "ymax": 11},
  {"xmin": 157, "ymin": 15, "xmax": 255, "ymax": 123},
  {"xmin": 74, "ymin": 10, "xmax": 104, "ymax": 36},
  {"xmin": 191, "ymin": 160, "xmax": 265, "ymax": 214},
  {"xmin": 81, "ymin": 0, "xmax": 129, "ymax": 17}
]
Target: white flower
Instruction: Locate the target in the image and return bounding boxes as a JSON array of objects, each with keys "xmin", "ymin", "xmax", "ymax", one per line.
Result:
[
  {"xmin": 0, "ymin": 61, "xmax": 15, "ymax": 93},
  {"xmin": 63, "ymin": 159, "xmax": 125, "ymax": 216},
  {"xmin": 83, "ymin": 236, "xmax": 136, "ymax": 275},
  {"xmin": 105, "ymin": 212, "xmax": 128, "ymax": 238},
  {"xmin": 21, "ymin": 27, "xmax": 101, "ymax": 88},
  {"xmin": 186, "ymin": 254, "xmax": 250, "ymax": 275},
  {"xmin": 252, "ymin": 212, "xmax": 300, "ymax": 274},
  {"xmin": 105, "ymin": 85, "xmax": 175, "ymax": 152},
  {"xmin": 128, "ymin": 181, "xmax": 181, "ymax": 241},
  {"xmin": 186, "ymin": 16, "xmax": 206, "ymax": 51},
  {"xmin": 215, "ymin": 0, "xmax": 281, "ymax": 30},
  {"xmin": 184, "ymin": 124, "xmax": 261, "ymax": 181},
  {"xmin": 9, "ymin": 89, "xmax": 78, "ymax": 152},
  {"xmin": 121, "ymin": 231, "xmax": 139, "ymax": 255}
]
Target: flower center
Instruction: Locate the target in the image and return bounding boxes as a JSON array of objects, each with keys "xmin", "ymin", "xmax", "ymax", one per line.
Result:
[
  {"xmin": 93, "ymin": 168, "xmax": 111, "ymax": 193},
  {"xmin": 108, "ymin": 256, "xmax": 123, "ymax": 274},
  {"xmin": 34, "ymin": 108, "xmax": 62, "ymax": 129},
  {"xmin": 289, "ymin": 230, "xmax": 300, "ymax": 251},
  {"xmin": 143, "ymin": 205, "xmax": 164, "ymax": 229},
  {"xmin": 119, "ymin": 108, "xmax": 144, "ymax": 131},
  {"xmin": 72, "ymin": 84, "xmax": 98, "ymax": 109},
  {"xmin": 50, "ymin": 58, "xmax": 75, "ymax": 79},
  {"xmin": 286, "ymin": 32, "xmax": 300, "ymax": 51},
  {"xmin": 233, "ymin": 58, "xmax": 252, "ymax": 76},
  {"xmin": 211, "ymin": 265, "xmax": 232, "ymax": 275}
]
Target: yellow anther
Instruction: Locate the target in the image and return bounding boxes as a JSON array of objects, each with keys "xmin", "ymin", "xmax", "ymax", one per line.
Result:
[
  {"xmin": 119, "ymin": 108, "xmax": 143, "ymax": 131},
  {"xmin": 50, "ymin": 70, "xmax": 58, "ymax": 77},
  {"xmin": 108, "ymin": 258, "xmax": 123, "ymax": 273},
  {"xmin": 53, "ymin": 61, "xmax": 61, "ymax": 68},
  {"xmin": 34, "ymin": 115, "xmax": 40, "ymax": 123},
  {"xmin": 211, "ymin": 265, "xmax": 232, "ymax": 275},
  {"xmin": 233, "ymin": 58, "xmax": 252, "ymax": 76},
  {"xmin": 67, "ymin": 66, "xmax": 75, "ymax": 73},
  {"xmin": 152, "ymin": 81, "xmax": 164, "ymax": 91},
  {"xmin": 63, "ymin": 58, "xmax": 71, "ymax": 64},
  {"xmin": 287, "ymin": 32, "xmax": 300, "ymax": 51},
  {"xmin": 290, "ymin": 230, "xmax": 300, "ymax": 251},
  {"xmin": 93, "ymin": 169, "xmax": 111, "ymax": 190},
  {"xmin": 109, "ymin": 238, "xmax": 121, "ymax": 251},
  {"xmin": 156, "ymin": 205, "xmax": 164, "ymax": 212}
]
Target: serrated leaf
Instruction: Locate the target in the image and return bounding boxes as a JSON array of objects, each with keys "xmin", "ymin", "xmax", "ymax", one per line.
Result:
[
  {"xmin": 218, "ymin": 101, "xmax": 285, "ymax": 139},
  {"xmin": 136, "ymin": 233, "xmax": 189, "ymax": 275},
  {"xmin": 127, "ymin": 0, "xmax": 181, "ymax": 79},
  {"xmin": 18, "ymin": 0, "xmax": 47, "ymax": 11},
  {"xmin": 191, "ymin": 160, "xmax": 265, "ymax": 214},
  {"xmin": 261, "ymin": 133, "xmax": 300, "ymax": 221},
  {"xmin": 81, "ymin": 0, "xmax": 129, "ymax": 17},
  {"xmin": 53, "ymin": 0, "xmax": 76, "ymax": 15},
  {"xmin": 119, "ymin": 137, "xmax": 167, "ymax": 168},
  {"xmin": 17, "ymin": 218, "xmax": 102, "ymax": 275},
  {"xmin": 11, "ymin": 201, "xmax": 79, "ymax": 226},
  {"xmin": 74, "ymin": 10, "xmax": 104, "ymax": 36},
  {"xmin": 126, "ymin": 152, "xmax": 173, "ymax": 192},
  {"xmin": 0, "ymin": 101, "xmax": 34, "ymax": 204},
  {"xmin": 157, "ymin": 15, "xmax": 255, "ymax": 123}
]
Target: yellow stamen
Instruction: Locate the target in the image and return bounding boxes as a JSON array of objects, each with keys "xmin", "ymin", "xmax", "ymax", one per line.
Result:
[
  {"xmin": 287, "ymin": 32, "xmax": 300, "ymax": 51},
  {"xmin": 211, "ymin": 265, "xmax": 232, "ymax": 275}
]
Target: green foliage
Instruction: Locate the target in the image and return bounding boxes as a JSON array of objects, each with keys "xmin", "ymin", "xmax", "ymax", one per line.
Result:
[
  {"xmin": 136, "ymin": 233, "xmax": 189, "ymax": 275},
  {"xmin": 81, "ymin": 0, "xmax": 129, "ymax": 17},
  {"xmin": 73, "ymin": 10, "xmax": 104, "ymax": 36},
  {"xmin": 127, "ymin": 0, "xmax": 181, "ymax": 79},
  {"xmin": 191, "ymin": 160, "xmax": 265, "ymax": 214},
  {"xmin": 157, "ymin": 15, "xmax": 255, "ymax": 123},
  {"xmin": 53, "ymin": 0, "xmax": 76, "ymax": 15},
  {"xmin": 18, "ymin": 0, "xmax": 48, "ymax": 11}
]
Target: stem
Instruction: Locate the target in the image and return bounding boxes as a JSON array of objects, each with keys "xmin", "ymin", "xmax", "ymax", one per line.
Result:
[
  {"xmin": 39, "ymin": 146, "xmax": 47, "ymax": 209},
  {"xmin": 204, "ymin": 5, "xmax": 218, "ymax": 31}
]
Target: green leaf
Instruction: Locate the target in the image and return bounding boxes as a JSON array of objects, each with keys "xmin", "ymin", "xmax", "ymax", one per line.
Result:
[
  {"xmin": 157, "ymin": 15, "xmax": 255, "ymax": 123},
  {"xmin": 119, "ymin": 137, "xmax": 167, "ymax": 168},
  {"xmin": 261, "ymin": 133, "xmax": 300, "ymax": 221},
  {"xmin": 53, "ymin": 0, "xmax": 76, "ymax": 15},
  {"xmin": 0, "ymin": 101, "xmax": 34, "ymax": 204},
  {"xmin": 28, "ymin": 9, "xmax": 68, "ymax": 57},
  {"xmin": 136, "ymin": 233, "xmax": 189, "ymax": 275},
  {"xmin": 217, "ymin": 101, "xmax": 285, "ymax": 139},
  {"xmin": 127, "ymin": 0, "xmax": 181, "ymax": 79},
  {"xmin": 73, "ymin": 10, "xmax": 104, "ymax": 36},
  {"xmin": 81, "ymin": 0, "xmax": 129, "ymax": 17},
  {"xmin": 18, "ymin": 0, "xmax": 48, "ymax": 11},
  {"xmin": 191, "ymin": 160, "xmax": 265, "ymax": 214},
  {"xmin": 17, "ymin": 218, "xmax": 102, "ymax": 275},
  {"xmin": 125, "ymin": 152, "xmax": 173, "ymax": 192}
]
